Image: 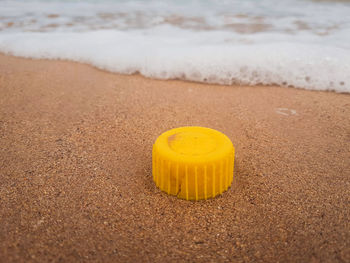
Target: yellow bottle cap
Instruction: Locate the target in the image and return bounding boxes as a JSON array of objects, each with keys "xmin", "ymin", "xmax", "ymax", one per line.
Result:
[{"xmin": 152, "ymin": 126, "xmax": 235, "ymax": 200}]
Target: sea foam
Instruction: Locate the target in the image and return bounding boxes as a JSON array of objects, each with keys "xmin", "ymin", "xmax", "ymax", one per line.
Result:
[{"xmin": 0, "ymin": 0, "xmax": 350, "ymax": 92}]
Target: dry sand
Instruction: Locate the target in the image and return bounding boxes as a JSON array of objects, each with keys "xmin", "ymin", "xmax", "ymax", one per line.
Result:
[{"xmin": 0, "ymin": 54, "xmax": 349, "ymax": 262}]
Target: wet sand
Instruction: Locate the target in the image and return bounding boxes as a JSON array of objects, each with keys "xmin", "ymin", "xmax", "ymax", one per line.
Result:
[{"xmin": 0, "ymin": 54, "xmax": 349, "ymax": 262}]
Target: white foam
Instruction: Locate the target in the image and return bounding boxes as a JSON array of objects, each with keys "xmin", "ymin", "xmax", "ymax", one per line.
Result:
[{"xmin": 0, "ymin": 0, "xmax": 350, "ymax": 92}]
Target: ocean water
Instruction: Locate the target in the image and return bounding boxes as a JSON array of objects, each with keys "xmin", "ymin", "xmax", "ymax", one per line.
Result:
[{"xmin": 0, "ymin": 0, "xmax": 350, "ymax": 92}]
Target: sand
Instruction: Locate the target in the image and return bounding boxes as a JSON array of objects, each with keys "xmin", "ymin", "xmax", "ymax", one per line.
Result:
[{"xmin": 0, "ymin": 54, "xmax": 349, "ymax": 262}]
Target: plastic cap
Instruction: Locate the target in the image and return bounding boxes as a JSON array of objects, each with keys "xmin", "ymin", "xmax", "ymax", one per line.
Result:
[{"xmin": 152, "ymin": 126, "xmax": 235, "ymax": 200}]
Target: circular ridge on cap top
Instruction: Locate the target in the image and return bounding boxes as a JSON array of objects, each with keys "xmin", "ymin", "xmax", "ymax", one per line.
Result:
[{"xmin": 152, "ymin": 126, "xmax": 235, "ymax": 200}]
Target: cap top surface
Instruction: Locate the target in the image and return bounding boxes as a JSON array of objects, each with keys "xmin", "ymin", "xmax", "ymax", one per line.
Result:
[{"xmin": 168, "ymin": 131, "xmax": 217, "ymax": 156}]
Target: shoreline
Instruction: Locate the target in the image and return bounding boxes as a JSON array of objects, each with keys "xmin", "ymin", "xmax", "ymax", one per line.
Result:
[
  {"xmin": 1, "ymin": 52, "xmax": 348, "ymax": 94},
  {"xmin": 0, "ymin": 54, "xmax": 349, "ymax": 262}
]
